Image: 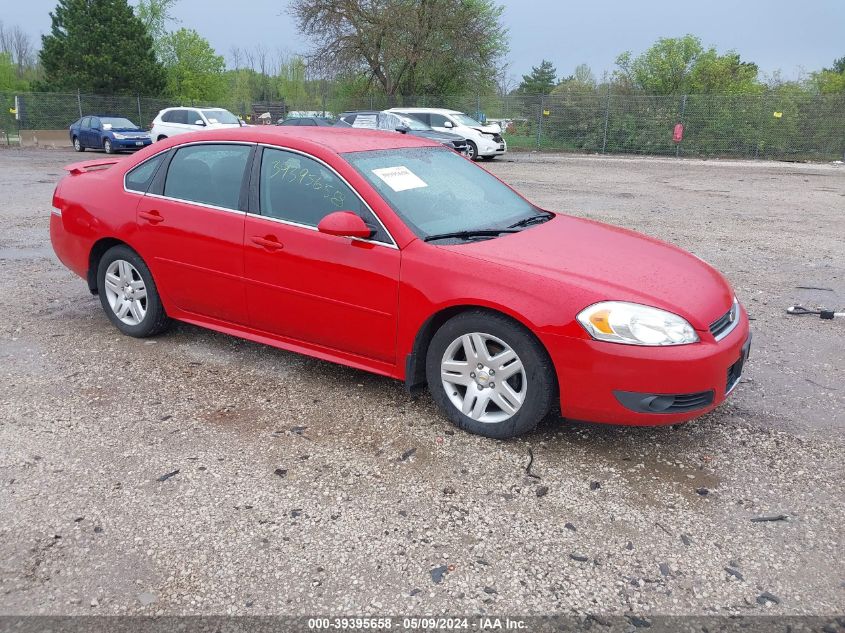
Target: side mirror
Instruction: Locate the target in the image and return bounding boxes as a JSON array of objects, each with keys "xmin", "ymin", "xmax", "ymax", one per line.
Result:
[
  {"xmin": 317, "ymin": 211, "xmax": 373, "ymax": 239},
  {"xmin": 395, "ymin": 125, "xmax": 409, "ymax": 134},
  {"xmin": 443, "ymin": 120, "xmax": 454, "ymax": 128},
  {"xmin": 194, "ymin": 119, "xmax": 206, "ymax": 126}
]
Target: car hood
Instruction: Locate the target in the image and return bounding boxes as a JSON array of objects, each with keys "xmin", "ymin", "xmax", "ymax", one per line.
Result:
[
  {"xmin": 469, "ymin": 124, "xmax": 501, "ymax": 134},
  {"xmin": 410, "ymin": 130, "xmax": 465, "ymax": 142},
  {"xmin": 447, "ymin": 215, "xmax": 733, "ymax": 329}
]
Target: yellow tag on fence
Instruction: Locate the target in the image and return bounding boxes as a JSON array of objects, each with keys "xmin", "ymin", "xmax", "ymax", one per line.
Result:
[
  {"xmin": 8, "ymin": 108, "xmax": 16, "ymax": 114},
  {"xmin": 543, "ymin": 109, "xmax": 550, "ymax": 116},
  {"xmin": 773, "ymin": 111, "xmax": 783, "ymax": 118}
]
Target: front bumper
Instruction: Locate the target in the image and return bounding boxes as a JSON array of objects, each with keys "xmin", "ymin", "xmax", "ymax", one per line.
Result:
[
  {"xmin": 477, "ymin": 137, "xmax": 507, "ymax": 156},
  {"xmin": 112, "ymin": 137, "xmax": 152, "ymax": 149},
  {"xmin": 541, "ymin": 310, "xmax": 751, "ymax": 425}
]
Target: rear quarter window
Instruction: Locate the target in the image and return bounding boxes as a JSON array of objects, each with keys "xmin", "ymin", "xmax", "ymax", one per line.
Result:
[{"xmin": 125, "ymin": 152, "xmax": 167, "ymax": 193}]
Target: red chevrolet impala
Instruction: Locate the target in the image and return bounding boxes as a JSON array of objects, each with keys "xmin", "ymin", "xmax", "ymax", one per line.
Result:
[{"xmin": 50, "ymin": 127, "xmax": 750, "ymax": 438}]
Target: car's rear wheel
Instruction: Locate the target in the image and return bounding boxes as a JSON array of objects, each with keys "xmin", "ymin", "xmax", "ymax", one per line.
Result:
[
  {"xmin": 96, "ymin": 245, "xmax": 171, "ymax": 338},
  {"xmin": 73, "ymin": 137, "xmax": 84, "ymax": 152},
  {"xmin": 156, "ymin": 135, "xmax": 167, "ymax": 142},
  {"xmin": 466, "ymin": 141, "xmax": 479, "ymax": 161},
  {"xmin": 103, "ymin": 139, "xmax": 114, "ymax": 154},
  {"xmin": 425, "ymin": 311, "xmax": 555, "ymax": 439}
]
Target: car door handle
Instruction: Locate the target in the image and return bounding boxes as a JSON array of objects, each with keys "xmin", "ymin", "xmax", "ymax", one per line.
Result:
[
  {"xmin": 139, "ymin": 210, "xmax": 164, "ymax": 224},
  {"xmin": 250, "ymin": 235, "xmax": 284, "ymax": 251}
]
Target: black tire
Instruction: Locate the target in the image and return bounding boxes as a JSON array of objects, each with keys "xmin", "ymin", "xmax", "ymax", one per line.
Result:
[
  {"xmin": 425, "ymin": 310, "xmax": 555, "ymax": 439},
  {"xmin": 156, "ymin": 135, "xmax": 168, "ymax": 142},
  {"xmin": 466, "ymin": 140, "xmax": 479, "ymax": 161},
  {"xmin": 103, "ymin": 138, "xmax": 114, "ymax": 154},
  {"xmin": 96, "ymin": 244, "xmax": 171, "ymax": 338},
  {"xmin": 73, "ymin": 136, "xmax": 84, "ymax": 152}
]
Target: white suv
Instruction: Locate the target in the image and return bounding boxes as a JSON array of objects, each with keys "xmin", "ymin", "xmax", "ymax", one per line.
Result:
[
  {"xmin": 387, "ymin": 107, "xmax": 506, "ymax": 160},
  {"xmin": 150, "ymin": 107, "xmax": 241, "ymax": 141}
]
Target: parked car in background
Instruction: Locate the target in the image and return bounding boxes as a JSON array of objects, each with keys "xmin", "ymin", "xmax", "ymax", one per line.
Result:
[
  {"xmin": 387, "ymin": 107, "xmax": 506, "ymax": 160},
  {"xmin": 150, "ymin": 107, "xmax": 241, "ymax": 141},
  {"xmin": 50, "ymin": 126, "xmax": 749, "ymax": 439},
  {"xmin": 69, "ymin": 116, "xmax": 151, "ymax": 154},
  {"xmin": 337, "ymin": 110, "xmax": 468, "ymax": 155},
  {"xmin": 277, "ymin": 116, "xmax": 335, "ymax": 127}
]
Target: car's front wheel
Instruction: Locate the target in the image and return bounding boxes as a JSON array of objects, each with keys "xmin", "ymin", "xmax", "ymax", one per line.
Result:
[
  {"xmin": 466, "ymin": 141, "xmax": 479, "ymax": 161},
  {"xmin": 425, "ymin": 310, "xmax": 555, "ymax": 439},
  {"xmin": 103, "ymin": 138, "xmax": 114, "ymax": 154},
  {"xmin": 72, "ymin": 136, "xmax": 84, "ymax": 152},
  {"xmin": 96, "ymin": 245, "xmax": 171, "ymax": 338}
]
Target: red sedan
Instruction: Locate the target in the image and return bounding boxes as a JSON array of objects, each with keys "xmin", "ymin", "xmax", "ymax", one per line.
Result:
[{"xmin": 50, "ymin": 127, "xmax": 750, "ymax": 438}]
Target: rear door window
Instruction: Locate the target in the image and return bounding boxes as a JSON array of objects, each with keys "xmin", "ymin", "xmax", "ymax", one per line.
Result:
[
  {"xmin": 407, "ymin": 112, "xmax": 431, "ymax": 126},
  {"xmin": 164, "ymin": 144, "xmax": 252, "ymax": 210},
  {"xmin": 80, "ymin": 117, "xmax": 91, "ymax": 129}
]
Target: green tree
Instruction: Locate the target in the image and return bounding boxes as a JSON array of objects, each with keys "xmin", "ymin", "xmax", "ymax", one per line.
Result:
[
  {"xmin": 0, "ymin": 52, "xmax": 27, "ymax": 91},
  {"xmin": 688, "ymin": 50, "xmax": 759, "ymax": 94},
  {"xmin": 517, "ymin": 59, "xmax": 558, "ymax": 95},
  {"xmin": 136, "ymin": 0, "xmax": 180, "ymax": 60},
  {"xmin": 290, "ymin": 0, "xmax": 508, "ymax": 97},
  {"xmin": 615, "ymin": 35, "xmax": 703, "ymax": 94},
  {"xmin": 39, "ymin": 0, "xmax": 165, "ymax": 94},
  {"xmin": 811, "ymin": 56, "xmax": 845, "ymax": 94},
  {"xmin": 160, "ymin": 28, "xmax": 225, "ymax": 103},
  {"xmin": 614, "ymin": 35, "xmax": 761, "ymax": 95}
]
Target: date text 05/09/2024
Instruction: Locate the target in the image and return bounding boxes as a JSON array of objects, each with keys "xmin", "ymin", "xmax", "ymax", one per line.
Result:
[{"xmin": 307, "ymin": 617, "xmax": 527, "ymax": 630}]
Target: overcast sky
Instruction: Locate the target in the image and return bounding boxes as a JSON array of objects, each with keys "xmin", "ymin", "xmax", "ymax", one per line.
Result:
[{"xmin": 5, "ymin": 0, "xmax": 844, "ymax": 81}]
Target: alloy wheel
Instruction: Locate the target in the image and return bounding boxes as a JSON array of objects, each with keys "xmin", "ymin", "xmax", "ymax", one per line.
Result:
[
  {"xmin": 103, "ymin": 259, "xmax": 147, "ymax": 326},
  {"xmin": 440, "ymin": 332, "xmax": 527, "ymax": 423}
]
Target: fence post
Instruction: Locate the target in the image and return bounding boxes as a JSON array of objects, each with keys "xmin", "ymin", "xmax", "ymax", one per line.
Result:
[
  {"xmin": 537, "ymin": 94, "xmax": 544, "ymax": 150},
  {"xmin": 477, "ymin": 94, "xmax": 481, "ymax": 121},
  {"xmin": 601, "ymin": 86, "xmax": 611, "ymax": 154},
  {"xmin": 137, "ymin": 94, "xmax": 142, "ymax": 123},
  {"xmin": 77, "ymin": 89, "xmax": 83, "ymax": 118},
  {"xmin": 676, "ymin": 94, "xmax": 687, "ymax": 158}
]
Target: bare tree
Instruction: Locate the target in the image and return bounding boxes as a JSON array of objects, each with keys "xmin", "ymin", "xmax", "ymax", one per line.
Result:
[
  {"xmin": 289, "ymin": 0, "xmax": 508, "ymax": 96},
  {"xmin": 10, "ymin": 25, "xmax": 33, "ymax": 78},
  {"xmin": 495, "ymin": 61, "xmax": 515, "ymax": 97}
]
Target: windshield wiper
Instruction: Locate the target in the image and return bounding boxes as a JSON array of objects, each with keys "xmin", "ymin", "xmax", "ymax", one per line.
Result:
[
  {"xmin": 423, "ymin": 229, "xmax": 520, "ymax": 243},
  {"xmin": 508, "ymin": 212, "xmax": 554, "ymax": 229}
]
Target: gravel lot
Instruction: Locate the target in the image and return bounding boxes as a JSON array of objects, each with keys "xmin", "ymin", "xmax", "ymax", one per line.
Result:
[{"xmin": 1, "ymin": 148, "xmax": 843, "ymax": 618}]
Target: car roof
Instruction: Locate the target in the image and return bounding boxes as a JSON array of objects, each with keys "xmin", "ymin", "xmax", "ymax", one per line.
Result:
[
  {"xmin": 388, "ymin": 107, "xmax": 461, "ymax": 115},
  {"xmin": 156, "ymin": 126, "xmax": 440, "ymax": 154}
]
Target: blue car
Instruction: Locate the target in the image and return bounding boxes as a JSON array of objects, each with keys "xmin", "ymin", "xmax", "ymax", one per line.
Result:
[{"xmin": 69, "ymin": 115, "xmax": 152, "ymax": 154}]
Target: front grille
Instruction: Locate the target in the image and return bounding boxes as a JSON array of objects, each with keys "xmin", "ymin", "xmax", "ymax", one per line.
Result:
[
  {"xmin": 492, "ymin": 133, "xmax": 503, "ymax": 143},
  {"xmin": 710, "ymin": 301, "xmax": 738, "ymax": 340}
]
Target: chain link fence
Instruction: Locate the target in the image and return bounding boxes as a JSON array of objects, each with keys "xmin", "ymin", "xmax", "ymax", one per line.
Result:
[{"xmin": 2, "ymin": 90, "xmax": 843, "ymax": 161}]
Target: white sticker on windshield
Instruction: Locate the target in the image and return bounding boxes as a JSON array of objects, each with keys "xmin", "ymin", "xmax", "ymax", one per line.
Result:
[
  {"xmin": 102, "ymin": 123, "xmax": 112, "ymax": 130},
  {"xmin": 372, "ymin": 166, "xmax": 427, "ymax": 192}
]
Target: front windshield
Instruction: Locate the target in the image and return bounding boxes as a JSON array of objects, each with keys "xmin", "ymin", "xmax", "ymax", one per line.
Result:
[
  {"xmin": 201, "ymin": 109, "xmax": 239, "ymax": 124},
  {"xmin": 101, "ymin": 117, "xmax": 138, "ymax": 130},
  {"xmin": 452, "ymin": 113, "xmax": 484, "ymax": 127},
  {"xmin": 344, "ymin": 146, "xmax": 542, "ymax": 240}
]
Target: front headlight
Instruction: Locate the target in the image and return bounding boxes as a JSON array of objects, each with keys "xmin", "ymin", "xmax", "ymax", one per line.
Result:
[
  {"xmin": 112, "ymin": 133, "xmax": 126, "ymax": 139},
  {"xmin": 577, "ymin": 301, "xmax": 699, "ymax": 346}
]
